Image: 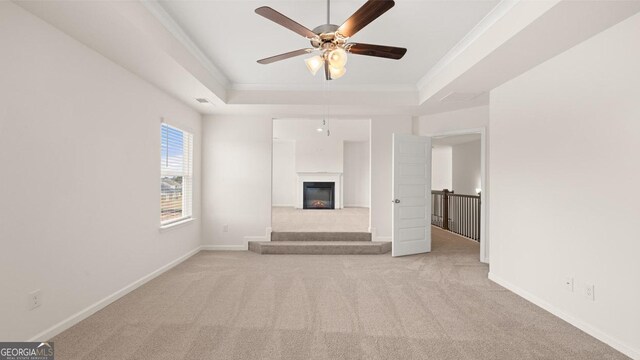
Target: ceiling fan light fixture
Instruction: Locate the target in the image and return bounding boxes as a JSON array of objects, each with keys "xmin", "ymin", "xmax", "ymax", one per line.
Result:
[
  {"xmin": 328, "ymin": 65, "xmax": 346, "ymax": 79},
  {"xmin": 255, "ymin": 0, "xmax": 407, "ymax": 80},
  {"xmin": 327, "ymin": 47, "xmax": 348, "ymax": 68},
  {"xmin": 305, "ymin": 55, "xmax": 324, "ymax": 76}
]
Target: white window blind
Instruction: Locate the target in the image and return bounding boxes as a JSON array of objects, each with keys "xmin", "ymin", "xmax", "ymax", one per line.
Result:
[{"xmin": 160, "ymin": 123, "xmax": 193, "ymax": 226}]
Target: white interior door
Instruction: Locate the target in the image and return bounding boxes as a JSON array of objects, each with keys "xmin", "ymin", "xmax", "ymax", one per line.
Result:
[{"xmin": 392, "ymin": 134, "xmax": 432, "ymax": 257}]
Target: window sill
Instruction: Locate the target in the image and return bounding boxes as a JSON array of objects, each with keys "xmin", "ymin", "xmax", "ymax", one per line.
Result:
[{"xmin": 160, "ymin": 217, "xmax": 195, "ymax": 232}]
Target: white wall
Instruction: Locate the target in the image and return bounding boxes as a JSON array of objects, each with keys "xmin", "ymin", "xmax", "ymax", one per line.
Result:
[
  {"xmin": 201, "ymin": 116, "xmax": 272, "ymax": 247},
  {"xmin": 201, "ymin": 115, "xmax": 407, "ymax": 244},
  {"xmin": 295, "ymin": 138, "xmax": 344, "ymax": 173},
  {"xmin": 0, "ymin": 2, "xmax": 202, "ymax": 341},
  {"xmin": 489, "ymin": 12, "xmax": 640, "ymax": 358},
  {"xmin": 431, "ymin": 141, "xmax": 481, "ymax": 194},
  {"xmin": 452, "ymin": 140, "xmax": 481, "ymax": 195},
  {"xmin": 370, "ymin": 116, "xmax": 413, "ymax": 239},
  {"xmin": 343, "ymin": 141, "xmax": 370, "ymax": 207},
  {"xmin": 418, "ymin": 105, "xmax": 489, "ymax": 135},
  {"xmin": 432, "ymin": 147, "xmax": 452, "ymax": 190},
  {"xmin": 273, "ymin": 139, "xmax": 369, "ymax": 208},
  {"xmin": 271, "ymin": 140, "xmax": 296, "ymax": 206}
]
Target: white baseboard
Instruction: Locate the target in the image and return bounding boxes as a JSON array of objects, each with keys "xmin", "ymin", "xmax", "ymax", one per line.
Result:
[
  {"xmin": 344, "ymin": 204, "xmax": 370, "ymax": 208},
  {"xmin": 488, "ymin": 272, "xmax": 639, "ymax": 359},
  {"xmin": 28, "ymin": 246, "xmax": 201, "ymax": 342},
  {"xmin": 201, "ymin": 244, "xmax": 247, "ymax": 251}
]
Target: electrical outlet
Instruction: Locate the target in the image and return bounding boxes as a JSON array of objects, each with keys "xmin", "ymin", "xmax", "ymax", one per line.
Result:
[
  {"xmin": 28, "ymin": 290, "xmax": 42, "ymax": 310},
  {"xmin": 584, "ymin": 284, "xmax": 595, "ymax": 301},
  {"xmin": 564, "ymin": 277, "xmax": 574, "ymax": 292},
  {"xmin": 223, "ymin": 224, "xmax": 229, "ymax": 232}
]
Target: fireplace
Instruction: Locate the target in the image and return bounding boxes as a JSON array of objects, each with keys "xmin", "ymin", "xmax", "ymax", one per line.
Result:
[
  {"xmin": 303, "ymin": 182, "xmax": 335, "ymax": 209},
  {"xmin": 296, "ymin": 172, "xmax": 342, "ymax": 209}
]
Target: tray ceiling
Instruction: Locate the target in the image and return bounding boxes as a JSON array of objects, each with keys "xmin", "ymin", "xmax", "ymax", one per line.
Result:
[{"xmin": 158, "ymin": 0, "xmax": 500, "ymax": 88}]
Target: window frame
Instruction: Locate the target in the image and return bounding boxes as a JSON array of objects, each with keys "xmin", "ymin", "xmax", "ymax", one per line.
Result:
[{"xmin": 160, "ymin": 122, "xmax": 194, "ymax": 228}]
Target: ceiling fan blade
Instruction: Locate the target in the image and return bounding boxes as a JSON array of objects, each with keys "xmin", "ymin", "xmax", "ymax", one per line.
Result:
[
  {"xmin": 347, "ymin": 43, "xmax": 407, "ymax": 60},
  {"xmin": 257, "ymin": 49, "xmax": 314, "ymax": 64},
  {"xmin": 337, "ymin": 0, "xmax": 395, "ymax": 38},
  {"xmin": 255, "ymin": 6, "xmax": 318, "ymax": 39}
]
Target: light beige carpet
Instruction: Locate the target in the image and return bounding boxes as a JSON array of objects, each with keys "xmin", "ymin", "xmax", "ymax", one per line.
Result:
[
  {"xmin": 271, "ymin": 206, "xmax": 369, "ymax": 232},
  {"xmin": 51, "ymin": 228, "xmax": 627, "ymax": 359}
]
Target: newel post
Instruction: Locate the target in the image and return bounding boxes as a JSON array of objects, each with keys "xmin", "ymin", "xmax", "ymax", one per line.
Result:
[{"xmin": 442, "ymin": 189, "xmax": 450, "ymax": 231}]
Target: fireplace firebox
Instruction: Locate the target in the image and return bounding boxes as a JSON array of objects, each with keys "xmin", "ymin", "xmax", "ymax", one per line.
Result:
[{"xmin": 303, "ymin": 182, "xmax": 335, "ymax": 209}]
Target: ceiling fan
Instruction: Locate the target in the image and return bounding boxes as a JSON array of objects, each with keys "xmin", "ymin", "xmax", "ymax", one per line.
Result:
[{"xmin": 255, "ymin": 0, "xmax": 407, "ymax": 80}]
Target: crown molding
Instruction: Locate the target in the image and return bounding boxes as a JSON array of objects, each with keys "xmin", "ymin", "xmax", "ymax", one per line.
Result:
[
  {"xmin": 141, "ymin": 0, "xmax": 230, "ymax": 87},
  {"xmin": 230, "ymin": 82, "xmax": 418, "ymax": 93},
  {"xmin": 141, "ymin": 1, "xmax": 419, "ymax": 99},
  {"xmin": 416, "ymin": 0, "xmax": 518, "ymax": 91}
]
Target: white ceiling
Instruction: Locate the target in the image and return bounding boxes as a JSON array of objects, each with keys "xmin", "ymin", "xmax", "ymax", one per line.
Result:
[
  {"xmin": 158, "ymin": 0, "xmax": 500, "ymax": 88},
  {"xmin": 18, "ymin": 1, "xmax": 640, "ymax": 116},
  {"xmin": 273, "ymin": 118, "xmax": 369, "ymax": 141}
]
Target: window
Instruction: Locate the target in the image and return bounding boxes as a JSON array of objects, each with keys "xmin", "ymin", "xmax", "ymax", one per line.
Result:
[{"xmin": 160, "ymin": 123, "xmax": 193, "ymax": 226}]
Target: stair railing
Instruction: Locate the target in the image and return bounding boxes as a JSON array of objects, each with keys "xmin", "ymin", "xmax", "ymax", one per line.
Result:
[{"xmin": 431, "ymin": 189, "xmax": 481, "ymax": 241}]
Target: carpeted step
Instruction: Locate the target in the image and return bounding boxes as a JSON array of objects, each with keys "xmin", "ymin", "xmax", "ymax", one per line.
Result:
[
  {"xmin": 271, "ymin": 231, "xmax": 371, "ymax": 242},
  {"xmin": 248, "ymin": 241, "xmax": 391, "ymax": 255}
]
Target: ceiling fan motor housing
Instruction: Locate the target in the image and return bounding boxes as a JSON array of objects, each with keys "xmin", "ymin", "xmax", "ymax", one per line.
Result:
[{"xmin": 310, "ymin": 24, "xmax": 345, "ymax": 49}]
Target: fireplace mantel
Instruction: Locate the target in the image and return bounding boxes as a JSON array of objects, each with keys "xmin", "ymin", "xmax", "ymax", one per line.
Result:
[{"xmin": 296, "ymin": 172, "xmax": 343, "ymax": 209}]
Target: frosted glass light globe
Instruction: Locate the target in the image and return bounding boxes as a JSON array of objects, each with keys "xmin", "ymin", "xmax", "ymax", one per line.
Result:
[
  {"xmin": 304, "ymin": 55, "xmax": 324, "ymax": 76},
  {"xmin": 329, "ymin": 65, "xmax": 346, "ymax": 79},
  {"xmin": 327, "ymin": 48, "xmax": 348, "ymax": 68}
]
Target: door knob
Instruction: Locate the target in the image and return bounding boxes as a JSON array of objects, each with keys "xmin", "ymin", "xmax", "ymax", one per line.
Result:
[{"xmin": 393, "ymin": 199, "xmax": 400, "ymax": 203}]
